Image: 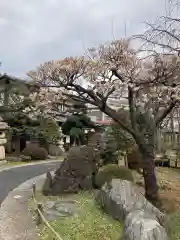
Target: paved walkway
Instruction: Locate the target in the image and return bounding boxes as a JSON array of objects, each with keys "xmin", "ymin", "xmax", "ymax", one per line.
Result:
[
  {"xmin": 0, "ymin": 173, "xmax": 50, "ymax": 240},
  {"xmin": 0, "ymin": 161, "xmax": 61, "ymax": 203},
  {"xmin": 0, "ymin": 161, "xmax": 61, "ymax": 240}
]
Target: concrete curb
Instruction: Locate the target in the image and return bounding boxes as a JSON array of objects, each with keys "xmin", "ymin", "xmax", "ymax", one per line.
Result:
[
  {"xmin": 0, "ymin": 172, "xmax": 53, "ymax": 240},
  {"xmin": 0, "ymin": 159, "xmax": 63, "ymax": 173},
  {"xmin": 0, "ymin": 160, "xmax": 7, "ymax": 165}
]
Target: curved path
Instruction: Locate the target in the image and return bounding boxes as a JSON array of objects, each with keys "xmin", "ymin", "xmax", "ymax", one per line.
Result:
[{"xmin": 0, "ymin": 161, "xmax": 61, "ymax": 203}]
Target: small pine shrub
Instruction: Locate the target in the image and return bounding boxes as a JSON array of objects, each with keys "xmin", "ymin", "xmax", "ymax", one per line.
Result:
[
  {"xmin": 22, "ymin": 143, "xmax": 48, "ymax": 160},
  {"xmin": 95, "ymin": 164, "xmax": 134, "ymax": 188}
]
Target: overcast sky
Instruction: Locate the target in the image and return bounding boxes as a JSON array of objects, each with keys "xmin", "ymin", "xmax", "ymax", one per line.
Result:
[{"xmin": 0, "ymin": 0, "xmax": 166, "ymax": 78}]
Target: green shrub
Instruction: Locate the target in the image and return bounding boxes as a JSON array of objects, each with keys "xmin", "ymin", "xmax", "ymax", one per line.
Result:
[
  {"xmin": 95, "ymin": 164, "xmax": 133, "ymax": 188},
  {"xmin": 100, "ymin": 137, "xmax": 119, "ymax": 165},
  {"xmin": 22, "ymin": 143, "xmax": 48, "ymax": 160},
  {"xmin": 100, "ymin": 150, "xmax": 119, "ymax": 165}
]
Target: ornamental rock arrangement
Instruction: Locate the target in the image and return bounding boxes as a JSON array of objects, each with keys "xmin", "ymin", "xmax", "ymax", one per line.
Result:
[
  {"xmin": 96, "ymin": 179, "xmax": 168, "ymax": 240},
  {"xmin": 42, "ymin": 132, "xmax": 104, "ymax": 196},
  {"xmin": 42, "ymin": 144, "xmax": 101, "ymax": 195}
]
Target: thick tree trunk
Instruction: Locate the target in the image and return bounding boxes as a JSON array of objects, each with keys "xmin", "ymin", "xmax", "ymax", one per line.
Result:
[
  {"xmin": 138, "ymin": 143, "xmax": 159, "ymax": 206},
  {"xmin": 20, "ymin": 137, "xmax": 26, "ymax": 152},
  {"xmin": 103, "ymin": 105, "xmax": 159, "ymax": 205},
  {"xmin": 14, "ymin": 137, "xmax": 21, "ymax": 156}
]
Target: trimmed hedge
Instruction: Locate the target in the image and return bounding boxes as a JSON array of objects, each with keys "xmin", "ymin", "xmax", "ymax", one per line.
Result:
[
  {"xmin": 22, "ymin": 143, "xmax": 48, "ymax": 160},
  {"xmin": 95, "ymin": 164, "xmax": 134, "ymax": 188}
]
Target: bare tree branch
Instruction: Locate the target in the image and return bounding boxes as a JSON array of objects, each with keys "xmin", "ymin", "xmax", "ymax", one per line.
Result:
[
  {"xmin": 155, "ymin": 99, "xmax": 177, "ymax": 125},
  {"xmin": 102, "ymin": 104, "xmax": 136, "ymax": 138},
  {"xmin": 128, "ymin": 86, "xmax": 138, "ymax": 130}
]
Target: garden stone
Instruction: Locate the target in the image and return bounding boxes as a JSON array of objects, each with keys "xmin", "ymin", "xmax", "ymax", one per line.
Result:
[
  {"xmin": 124, "ymin": 209, "xmax": 168, "ymax": 240},
  {"xmin": 51, "ymin": 176, "xmax": 80, "ymax": 194},
  {"xmin": 96, "ymin": 179, "xmax": 166, "ymax": 226},
  {"xmin": 47, "ymin": 145, "xmax": 100, "ymax": 195},
  {"xmin": 80, "ymin": 176, "xmax": 93, "ymax": 190},
  {"xmin": 96, "ymin": 179, "xmax": 168, "ymax": 239},
  {"xmin": 42, "ymin": 172, "xmax": 53, "ymax": 196},
  {"xmin": 44, "ymin": 200, "xmax": 79, "ymax": 221}
]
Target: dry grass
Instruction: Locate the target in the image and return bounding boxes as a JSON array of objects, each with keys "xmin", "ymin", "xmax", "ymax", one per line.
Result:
[
  {"xmin": 133, "ymin": 167, "xmax": 180, "ymax": 213},
  {"xmin": 133, "ymin": 167, "xmax": 180, "ymax": 240},
  {"xmin": 156, "ymin": 168, "xmax": 180, "ymax": 213}
]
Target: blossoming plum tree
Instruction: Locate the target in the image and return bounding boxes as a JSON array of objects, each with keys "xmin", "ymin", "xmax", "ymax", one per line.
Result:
[{"xmin": 28, "ymin": 39, "xmax": 180, "ymax": 205}]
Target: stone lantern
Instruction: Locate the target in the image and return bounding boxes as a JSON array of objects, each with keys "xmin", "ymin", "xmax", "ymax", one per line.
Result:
[{"xmin": 0, "ymin": 117, "xmax": 8, "ymax": 160}]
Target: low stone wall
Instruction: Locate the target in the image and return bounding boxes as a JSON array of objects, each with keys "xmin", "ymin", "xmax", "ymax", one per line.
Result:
[{"xmin": 96, "ymin": 179, "xmax": 168, "ymax": 240}]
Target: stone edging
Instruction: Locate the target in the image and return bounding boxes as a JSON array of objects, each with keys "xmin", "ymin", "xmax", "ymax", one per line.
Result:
[{"xmin": 0, "ymin": 172, "xmax": 54, "ymax": 240}]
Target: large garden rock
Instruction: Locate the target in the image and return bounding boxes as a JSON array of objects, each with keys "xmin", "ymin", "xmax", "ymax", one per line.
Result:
[
  {"xmin": 124, "ymin": 209, "xmax": 168, "ymax": 240},
  {"xmin": 96, "ymin": 179, "xmax": 168, "ymax": 239},
  {"xmin": 96, "ymin": 179, "xmax": 165, "ymax": 225},
  {"xmin": 43, "ymin": 145, "xmax": 100, "ymax": 195}
]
